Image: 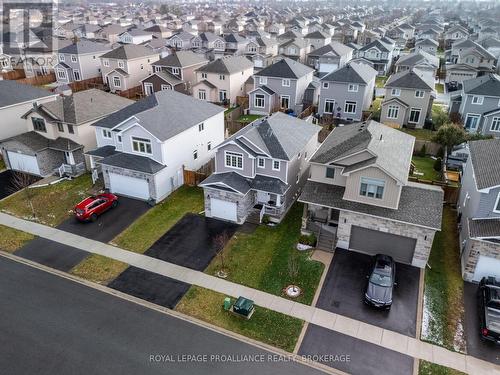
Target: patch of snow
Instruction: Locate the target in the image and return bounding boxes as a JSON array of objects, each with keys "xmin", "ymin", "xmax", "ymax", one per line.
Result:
[{"xmin": 297, "ymin": 243, "xmax": 312, "ymax": 251}]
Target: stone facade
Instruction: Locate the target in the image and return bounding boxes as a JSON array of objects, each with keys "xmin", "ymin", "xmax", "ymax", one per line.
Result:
[
  {"xmin": 461, "ymin": 237, "xmax": 500, "ymax": 282},
  {"xmin": 336, "ymin": 210, "xmax": 436, "ymax": 268},
  {"xmin": 203, "ymin": 187, "xmax": 255, "ymax": 224},
  {"xmin": 101, "ymin": 164, "xmax": 156, "ymax": 200}
]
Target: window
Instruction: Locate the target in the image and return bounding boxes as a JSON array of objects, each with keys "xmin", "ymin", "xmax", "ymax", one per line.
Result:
[
  {"xmin": 73, "ymin": 70, "xmax": 81, "ymax": 81},
  {"xmin": 59, "ymin": 54, "xmax": 65, "ymax": 62},
  {"xmin": 322, "ymin": 82, "xmax": 329, "ymax": 89},
  {"xmin": 32, "ymin": 117, "xmax": 46, "ymax": 132},
  {"xmin": 471, "ymin": 96, "xmax": 483, "ymax": 105},
  {"xmin": 465, "ymin": 114, "xmax": 480, "ymax": 130},
  {"xmin": 117, "ymin": 135, "xmax": 122, "ymax": 143},
  {"xmin": 272, "ymin": 160, "xmax": 280, "ymax": 171},
  {"xmin": 102, "ymin": 129, "xmax": 112, "ymax": 138},
  {"xmin": 57, "ymin": 123, "xmax": 64, "ymax": 132},
  {"xmin": 490, "ymin": 117, "xmax": 500, "ymax": 132},
  {"xmin": 387, "ymin": 105, "xmax": 399, "ymax": 119},
  {"xmin": 57, "ymin": 70, "xmax": 66, "ymax": 80},
  {"xmin": 494, "ymin": 193, "xmax": 500, "ymax": 213},
  {"xmin": 193, "ymin": 150, "xmax": 198, "ymax": 160},
  {"xmin": 259, "ymin": 76, "xmax": 267, "ymax": 85},
  {"xmin": 113, "ymin": 76, "xmax": 121, "ymax": 88},
  {"xmin": 71, "ymin": 55, "xmax": 77, "ymax": 63},
  {"xmin": 391, "ymin": 88, "xmax": 401, "ymax": 96},
  {"xmin": 198, "ymin": 89, "xmax": 207, "ymax": 100},
  {"xmin": 280, "ymin": 95, "xmax": 290, "ymax": 109},
  {"xmin": 348, "ymin": 83, "xmax": 358, "ymax": 92},
  {"xmin": 415, "ymin": 90, "xmax": 424, "ymax": 98},
  {"xmin": 198, "ymin": 123, "xmax": 204, "ymax": 132},
  {"xmin": 248, "ymin": 44, "xmax": 257, "ymax": 53},
  {"xmin": 225, "ymin": 151, "xmax": 243, "ymax": 169},
  {"xmin": 207, "ymin": 141, "xmax": 211, "ymax": 151},
  {"xmin": 344, "ymin": 101, "xmax": 357, "ymax": 114},
  {"xmin": 171, "ymin": 67, "xmax": 180, "ymax": 75},
  {"xmin": 103, "ymin": 59, "xmax": 109, "ymax": 67},
  {"xmin": 201, "ymin": 72, "xmax": 207, "ymax": 79},
  {"xmin": 219, "ymin": 90, "xmax": 227, "ymax": 102},
  {"xmin": 118, "ymin": 60, "xmax": 125, "ymax": 68},
  {"xmin": 67, "ymin": 124, "xmax": 74, "ymax": 134},
  {"xmin": 154, "ymin": 66, "xmax": 162, "ymax": 73},
  {"xmin": 254, "ymin": 94, "xmax": 265, "ymax": 108},
  {"xmin": 324, "ymin": 99, "xmax": 335, "ymax": 114},
  {"xmin": 132, "ymin": 137, "xmax": 152, "ymax": 154},
  {"xmin": 409, "ymin": 108, "xmax": 421, "ymax": 124},
  {"xmin": 219, "ymin": 74, "xmax": 225, "ymax": 80},
  {"xmin": 257, "ymin": 157, "xmax": 265, "ymax": 168},
  {"xmin": 282, "ymin": 79, "xmax": 290, "ymax": 87},
  {"xmin": 359, "ymin": 177, "xmax": 385, "ymax": 199},
  {"xmin": 160, "ymin": 84, "xmax": 171, "ymax": 91},
  {"xmin": 325, "ymin": 167, "xmax": 335, "ymax": 179}
]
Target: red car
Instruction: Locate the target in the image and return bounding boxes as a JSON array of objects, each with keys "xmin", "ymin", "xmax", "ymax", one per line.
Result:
[{"xmin": 74, "ymin": 193, "xmax": 118, "ymax": 222}]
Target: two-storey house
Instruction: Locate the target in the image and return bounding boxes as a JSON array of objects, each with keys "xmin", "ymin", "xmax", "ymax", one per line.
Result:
[
  {"xmin": 458, "ymin": 139, "xmax": 500, "ymax": 281},
  {"xmin": 167, "ymin": 31, "xmax": 196, "ymax": 50},
  {"xmin": 357, "ymin": 39, "xmax": 395, "ymax": 76},
  {"xmin": 304, "ymin": 30, "xmax": 332, "ymax": 52},
  {"xmin": 200, "ymin": 112, "xmax": 320, "ymax": 224},
  {"xmin": 118, "ymin": 29, "xmax": 154, "ymax": 45},
  {"xmin": 87, "ymin": 90, "xmax": 224, "ymax": 202},
  {"xmin": 307, "ymin": 42, "xmax": 353, "ymax": 75},
  {"xmin": 444, "ymin": 25, "xmax": 470, "ymax": 49},
  {"xmin": 244, "ymin": 37, "xmax": 278, "ymax": 69},
  {"xmin": 414, "ymin": 38, "xmax": 439, "ymax": 56},
  {"xmin": 318, "ymin": 62, "xmax": 377, "ymax": 121},
  {"xmin": 380, "ymin": 70, "xmax": 435, "ymax": 129},
  {"xmin": 278, "ymin": 38, "xmax": 308, "ymax": 63},
  {"xmin": 298, "ymin": 120, "xmax": 443, "ymax": 266},
  {"xmin": 248, "ymin": 57, "xmax": 314, "ymax": 115},
  {"xmin": 394, "ymin": 50, "xmax": 439, "ymax": 83}
]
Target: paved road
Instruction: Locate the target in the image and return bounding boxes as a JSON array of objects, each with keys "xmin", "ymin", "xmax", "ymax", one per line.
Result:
[{"xmin": 0, "ymin": 257, "xmax": 327, "ymax": 375}]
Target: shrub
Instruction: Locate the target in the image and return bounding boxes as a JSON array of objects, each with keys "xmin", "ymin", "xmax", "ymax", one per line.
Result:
[
  {"xmin": 418, "ymin": 143, "xmax": 427, "ymax": 157},
  {"xmin": 434, "ymin": 157, "xmax": 442, "ymax": 172},
  {"xmin": 261, "ymin": 215, "xmax": 270, "ymax": 225},
  {"xmin": 298, "ymin": 233, "xmax": 317, "ymax": 247}
]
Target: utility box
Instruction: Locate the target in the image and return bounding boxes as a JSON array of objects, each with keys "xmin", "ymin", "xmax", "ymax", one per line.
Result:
[
  {"xmin": 232, "ymin": 296, "xmax": 255, "ymax": 319},
  {"xmin": 223, "ymin": 297, "xmax": 231, "ymax": 311}
]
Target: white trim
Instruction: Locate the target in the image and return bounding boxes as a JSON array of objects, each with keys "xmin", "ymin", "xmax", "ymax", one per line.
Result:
[
  {"xmin": 344, "ymin": 100, "xmax": 357, "ymax": 114},
  {"xmin": 347, "ymin": 83, "xmax": 358, "ymax": 92},
  {"xmin": 489, "ymin": 117, "xmax": 500, "ymax": 132},
  {"xmin": 280, "ymin": 95, "xmax": 290, "ymax": 109},
  {"xmin": 464, "ymin": 113, "xmax": 481, "ymax": 130},
  {"xmin": 408, "ymin": 107, "xmax": 422, "ymax": 124},
  {"xmin": 257, "ymin": 157, "xmax": 265, "ymax": 168},
  {"xmin": 471, "ymin": 95, "xmax": 484, "ymax": 105},
  {"xmin": 493, "ymin": 192, "xmax": 500, "ymax": 214},
  {"xmin": 224, "ymin": 150, "xmax": 244, "ymax": 170},
  {"xmin": 272, "ymin": 159, "xmax": 281, "ymax": 171},
  {"xmin": 282, "ymin": 78, "xmax": 291, "ymax": 87},
  {"xmin": 131, "ymin": 136, "xmax": 153, "ymax": 156},
  {"xmin": 324, "ymin": 98, "xmax": 335, "ymax": 114}
]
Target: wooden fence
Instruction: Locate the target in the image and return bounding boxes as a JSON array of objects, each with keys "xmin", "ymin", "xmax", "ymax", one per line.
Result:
[
  {"xmin": 413, "ymin": 140, "xmax": 442, "ymax": 156},
  {"xmin": 183, "ymin": 159, "xmax": 214, "ymax": 186},
  {"xmin": 69, "ymin": 76, "xmax": 104, "ymax": 92},
  {"xmin": 17, "ymin": 73, "xmax": 56, "ymax": 86},
  {"xmin": 0, "ymin": 69, "xmax": 25, "ymax": 80},
  {"xmin": 116, "ymin": 86, "xmax": 143, "ymax": 100},
  {"xmin": 408, "ymin": 176, "xmax": 460, "ymax": 204},
  {"xmin": 236, "ymin": 96, "xmax": 249, "ymax": 109}
]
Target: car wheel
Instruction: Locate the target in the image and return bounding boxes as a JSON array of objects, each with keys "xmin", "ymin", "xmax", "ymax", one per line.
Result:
[
  {"xmin": 111, "ymin": 200, "xmax": 118, "ymax": 208},
  {"xmin": 90, "ymin": 214, "xmax": 98, "ymax": 222}
]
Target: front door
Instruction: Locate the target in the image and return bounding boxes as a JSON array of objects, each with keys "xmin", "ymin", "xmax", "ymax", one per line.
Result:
[
  {"xmin": 144, "ymin": 83, "xmax": 154, "ymax": 96},
  {"xmin": 280, "ymin": 95, "xmax": 290, "ymax": 109},
  {"xmin": 219, "ymin": 90, "xmax": 227, "ymax": 102},
  {"xmin": 64, "ymin": 151, "xmax": 75, "ymax": 165}
]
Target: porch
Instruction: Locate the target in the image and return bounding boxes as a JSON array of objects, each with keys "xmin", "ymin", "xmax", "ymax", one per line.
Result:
[
  {"xmin": 301, "ymin": 203, "xmax": 339, "ymax": 252},
  {"xmin": 245, "ymin": 191, "xmax": 286, "ymax": 224}
]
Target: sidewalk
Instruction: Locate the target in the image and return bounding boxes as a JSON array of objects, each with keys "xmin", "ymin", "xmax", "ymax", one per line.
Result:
[{"xmin": 0, "ymin": 212, "xmax": 498, "ymax": 375}]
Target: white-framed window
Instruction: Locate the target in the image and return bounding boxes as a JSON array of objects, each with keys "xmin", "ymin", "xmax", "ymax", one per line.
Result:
[
  {"xmin": 282, "ymin": 78, "xmax": 290, "ymax": 87},
  {"xmin": 118, "ymin": 60, "xmax": 125, "ymax": 68},
  {"xmin": 201, "ymin": 72, "xmax": 207, "ymax": 79},
  {"xmin": 325, "ymin": 167, "xmax": 335, "ymax": 179},
  {"xmin": 132, "ymin": 137, "xmax": 152, "ymax": 155},
  {"xmin": 193, "ymin": 149, "xmax": 198, "ymax": 160},
  {"xmin": 154, "ymin": 66, "xmax": 162, "ymax": 73},
  {"xmin": 160, "ymin": 84, "xmax": 171, "ymax": 91},
  {"xmin": 272, "ymin": 160, "xmax": 280, "ymax": 171},
  {"xmin": 464, "ymin": 113, "xmax": 480, "ymax": 130},
  {"xmin": 225, "ymin": 151, "xmax": 243, "ymax": 169},
  {"xmin": 415, "ymin": 90, "xmax": 424, "ymax": 98},
  {"xmin": 322, "ymin": 82, "xmax": 329, "ymax": 89},
  {"xmin": 219, "ymin": 90, "xmax": 227, "ymax": 102},
  {"xmin": 257, "ymin": 157, "xmax": 265, "ymax": 168},
  {"xmin": 207, "ymin": 141, "xmax": 212, "ymax": 151},
  {"xmin": 248, "ymin": 44, "xmax": 257, "ymax": 53},
  {"xmin": 494, "ymin": 192, "xmax": 500, "ymax": 213},
  {"xmin": 360, "ymin": 177, "xmax": 385, "ymax": 199},
  {"xmin": 198, "ymin": 89, "xmax": 207, "ymax": 101},
  {"xmin": 57, "ymin": 123, "xmax": 64, "ymax": 132},
  {"xmin": 71, "ymin": 55, "xmax": 77, "ymax": 63},
  {"xmin": 344, "ymin": 101, "xmax": 357, "ymax": 114},
  {"xmin": 219, "ymin": 74, "xmax": 225, "ymax": 80},
  {"xmin": 259, "ymin": 76, "xmax": 267, "ymax": 85},
  {"xmin": 391, "ymin": 88, "xmax": 401, "ymax": 96},
  {"xmin": 471, "ymin": 95, "xmax": 483, "ymax": 105},
  {"xmin": 387, "ymin": 105, "xmax": 399, "ymax": 119},
  {"xmin": 117, "ymin": 135, "xmax": 122, "ymax": 143},
  {"xmin": 254, "ymin": 94, "xmax": 265, "ymax": 108},
  {"xmin": 102, "ymin": 129, "xmax": 112, "ymax": 139},
  {"xmin": 103, "ymin": 59, "xmax": 109, "ymax": 67},
  {"xmin": 348, "ymin": 83, "xmax": 358, "ymax": 92},
  {"xmin": 113, "ymin": 76, "xmax": 121, "ymax": 88},
  {"xmin": 409, "ymin": 108, "xmax": 421, "ymax": 124},
  {"xmin": 59, "ymin": 54, "xmax": 65, "ymax": 62},
  {"xmin": 324, "ymin": 99, "xmax": 335, "ymax": 114},
  {"xmin": 490, "ymin": 117, "xmax": 500, "ymax": 132},
  {"xmin": 172, "ymin": 67, "xmax": 180, "ymax": 75},
  {"xmin": 198, "ymin": 123, "xmax": 204, "ymax": 132},
  {"xmin": 280, "ymin": 95, "xmax": 290, "ymax": 109},
  {"xmin": 73, "ymin": 70, "xmax": 81, "ymax": 81},
  {"xmin": 57, "ymin": 70, "xmax": 66, "ymax": 80}
]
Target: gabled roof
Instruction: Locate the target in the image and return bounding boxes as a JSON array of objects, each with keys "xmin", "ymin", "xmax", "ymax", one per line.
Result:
[
  {"xmin": 396, "ymin": 50, "xmax": 439, "ymax": 69},
  {"xmin": 462, "ymin": 74, "xmax": 500, "ymax": 97},
  {"xmin": 469, "ymin": 218, "xmax": 500, "ymax": 239},
  {"xmin": 385, "ymin": 70, "xmax": 434, "ymax": 91},
  {"xmin": 153, "ymin": 51, "xmax": 208, "ymax": 67},
  {"xmin": 308, "ymin": 41, "xmax": 353, "ymax": 57},
  {"xmin": 196, "ymin": 55, "xmax": 253, "ymax": 74},
  {"xmin": 255, "ymin": 57, "xmax": 313, "ymax": 79},
  {"xmin": 469, "ymin": 139, "xmax": 500, "ymax": 190},
  {"xmin": 0, "ymin": 81, "xmax": 56, "ymax": 109},
  {"xmin": 359, "ymin": 39, "xmax": 390, "ymax": 52},
  {"xmin": 415, "ymin": 38, "xmax": 439, "ymax": 46},
  {"xmin": 59, "ymin": 40, "xmax": 110, "ymax": 54},
  {"xmin": 321, "ymin": 62, "xmax": 377, "ymax": 84},
  {"xmin": 100, "ymin": 44, "xmax": 157, "ymax": 60},
  {"xmin": 304, "ymin": 30, "xmax": 329, "ymax": 39}
]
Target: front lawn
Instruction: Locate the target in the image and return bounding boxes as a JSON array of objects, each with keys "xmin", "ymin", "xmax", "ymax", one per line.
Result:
[
  {"xmin": 412, "ymin": 156, "xmax": 441, "ymax": 181},
  {"xmin": 400, "ymin": 128, "xmax": 436, "ymax": 141},
  {"xmin": 421, "ymin": 206, "xmax": 466, "ymax": 352},
  {"xmin": 205, "ymin": 204, "xmax": 324, "ymax": 305},
  {"xmin": 70, "ymin": 254, "xmax": 128, "ymax": 285},
  {"xmin": 0, "ymin": 225, "xmax": 34, "ymax": 253},
  {"xmin": 236, "ymin": 114, "xmax": 263, "ymax": 123},
  {"xmin": 176, "ymin": 286, "xmax": 304, "ymax": 352},
  {"xmin": 376, "ymin": 76, "xmax": 387, "ymax": 88},
  {"xmin": 0, "ymin": 174, "xmax": 93, "ymax": 226},
  {"xmin": 435, "ymin": 83, "xmax": 444, "ymax": 94},
  {"xmin": 419, "ymin": 361, "xmax": 466, "ymax": 375}
]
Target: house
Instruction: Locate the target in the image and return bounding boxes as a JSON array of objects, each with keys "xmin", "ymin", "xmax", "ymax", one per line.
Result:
[
  {"xmin": 395, "ymin": 50, "xmax": 439, "ymax": 82},
  {"xmin": 192, "ymin": 56, "xmax": 253, "ymax": 105},
  {"xmin": 244, "ymin": 37, "xmax": 278, "ymax": 69},
  {"xmin": 200, "ymin": 112, "xmax": 321, "ymax": 224},
  {"xmin": 414, "ymin": 38, "xmax": 439, "ymax": 56},
  {"xmin": 0, "ymin": 89, "xmax": 132, "ymax": 177},
  {"xmin": 307, "ymin": 42, "xmax": 353, "ymax": 75},
  {"xmin": 224, "ymin": 33, "xmax": 249, "ymax": 56},
  {"xmin": 118, "ymin": 29, "xmax": 154, "ymax": 45},
  {"xmin": 55, "ymin": 40, "xmax": 111, "ymax": 84},
  {"xmin": 444, "ymin": 25, "xmax": 470, "ymax": 49},
  {"xmin": 380, "ymin": 70, "xmax": 435, "ymax": 129},
  {"xmin": 458, "ymin": 139, "xmax": 500, "ymax": 281},
  {"xmin": 298, "ymin": 120, "xmax": 443, "ymax": 266},
  {"xmin": 96, "ymin": 24, "xmax": 127, "ymax": 44},
  {"xmin": 318, "ymin": 62, "xmax": 377, "ymax": 121},
  {"xmin": 278, "ymin": 38, "xmax": 308, "ymax": 63},
  {"xmin": 167, "ymin": 31, "xmax": 196, "ymax": 50},
  {"xmin": 100, "ymin": 45, "xmax": 160, "ymax": 93},
  {"xmin": 191, "ymin": 32, "xmax": 226, "ymax": 53},
  {"xmin": 87, "ymin": 90, "xmax": 225, "ymax": 202},
  {"xmin": 356, "ymin": 39, "xmax": 394, "ymax": 76},
  {"xmin": 248, "ymin": 57, "xmax": 314, "ymax": 115},
  {"xmin": 141, "ymin": 51, "xmax": 208, "ymax": 96},
  {"xmin": 453, "ymin": 74, "xmax": 500, "ymax": 136},
  {"xmin": 0, "ymin": 81, "xmax": 58, "ymax": 141},
  {"xmin": 304, "ymin": 30, "xmax": 332, "ymax": 52}
]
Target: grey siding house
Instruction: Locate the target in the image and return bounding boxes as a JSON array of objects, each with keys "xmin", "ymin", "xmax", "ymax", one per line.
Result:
[
  {"xmin": 200, "ymin": 112, "xmax": 320, "ymax": 224},
  {"xmin": 458, "ymin": 139, "xmax": 500, "ymax": 282},
  {"xmin": 306, "ymin": 41, "xmax": 354, "ymax": 75}
]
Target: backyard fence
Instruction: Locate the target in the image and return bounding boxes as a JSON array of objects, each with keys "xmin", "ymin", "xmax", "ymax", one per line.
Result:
[
  {"xmin": 69, "ymin": 76, "xmax": 105, "ymax": 92},
  {"xmin": 116, "ymin": 86, "xmax": 143, "ymax": 100},
  {"xmin": 413, "ymin": 140, "xmax": 442, "ymax": 156},
  {"xmin": 408, "ymin": 176, "xmax": 460, "ymax": 205},
  {"xmin": 0, "ymin": 69, "xmax": 25, "ymax": 80},
  {"xmin": 183, "ymin": 159, "xmax": 214, "ymax": 186},
  {"xmin": 17, "ymin": 73, "xmax": 56, "ymax": 86}
]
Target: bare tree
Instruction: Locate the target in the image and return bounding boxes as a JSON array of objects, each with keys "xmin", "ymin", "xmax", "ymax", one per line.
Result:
[
  {"xmin": 8, "ymin": 171, "xmax": 37, "ymax": 218},
  {"xmin": 213, "ymin": 231, "xmax": 231, "ymax": 276},
  {"xmin": 288, "ymin": 251, "xmax": 300, "ymax": 294}
]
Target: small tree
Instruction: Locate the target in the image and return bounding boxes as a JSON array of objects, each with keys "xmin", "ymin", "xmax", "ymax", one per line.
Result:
[
  {"xmin": 432, "ymin": 123, "xmax": 467, "ymax": 155},
  {"xmin": 287, "ymin": 251, "xmax": 300, "ymax": 294},
  {"xmin": 213, "ymin": 231, "xmax": 231, "ymax": 277},
  {"xmin": 8, "ymin": 171, "xmax": 37, "ymax": 218},
  {"xmin": 433, "ymin": 157, "xmax": 442, "ymax": 172},
  {"xmin": 431, "ymin": 106, "xmax": 449, "ymax": 130},
  {"xmin": 417, "ymin": 143, "xmax": 427, "ymax": 157}
]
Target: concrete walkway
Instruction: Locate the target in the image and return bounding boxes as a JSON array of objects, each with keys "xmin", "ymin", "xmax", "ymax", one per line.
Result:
[{"xmin": 0, "ymin": 212, "xmax": 498, "ymax": 375}]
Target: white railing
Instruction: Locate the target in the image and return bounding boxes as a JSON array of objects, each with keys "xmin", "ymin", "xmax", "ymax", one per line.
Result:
[
  {"xmin": 259, "ymin": 204, "xmax": 265, "ymax": 223},
  {"xmin": 91, "ymin": 169, "xmax": 99, "ymax": 184},
  {"xmin": 58, "ymin": 162, "xmax": 86, "ymax": 177}
]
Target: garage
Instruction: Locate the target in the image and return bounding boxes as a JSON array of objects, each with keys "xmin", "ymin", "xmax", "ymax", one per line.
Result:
[
  {"xmin": 473, "ymin": 255, "xmax": 500, "ymax": 282},
  {"xmin": 7, "ymin": 151, "xmax": 40, "ymax": 176},
  {"xmin": 348, "ymin": 226, "xmax": 416, "ymax": 264},
  {"xmin": 210, "ymin": 198, "xmax": 237, "ymax": 222},
  {"xmin": 108, "ymin": 173, "xmax": 150, "ymax": 200}
]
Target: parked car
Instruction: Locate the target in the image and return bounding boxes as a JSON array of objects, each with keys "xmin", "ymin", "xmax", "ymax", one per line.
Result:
[
  {"xmin": 478, "ymin": 276, "xmax": 500, "ymax": 344},
  {"xmin": 365, "ymin": 254, "xmax": 396, "ymax": 309},
  {"xmin": 74, "ymin": 193, "xmax": 118, "ymax": 222}
]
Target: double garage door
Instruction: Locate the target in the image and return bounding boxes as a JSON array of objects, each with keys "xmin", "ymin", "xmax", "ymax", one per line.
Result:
[
  {"xmin": 108, "ymin": 173, "xmax": 150, "ymax": 200},
  {"xmin": 349, "ymin": 226, "xmax": 416, "ymax": 264},
  {"xmin": 210, "ymin": 198, "xmax": 237, "ymax": 222},
  {"xmin": 7, "ymin": 151, "xmax": 40, "ymax": 176},
  {"xmin": 473, "ymin": 256, "xmax": 500, "ymax": 282}
]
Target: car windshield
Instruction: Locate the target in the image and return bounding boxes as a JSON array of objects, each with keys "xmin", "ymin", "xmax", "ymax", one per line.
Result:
[{"xmin": 370, "ymin": 271, "xmax": 392, "ymax": 287}]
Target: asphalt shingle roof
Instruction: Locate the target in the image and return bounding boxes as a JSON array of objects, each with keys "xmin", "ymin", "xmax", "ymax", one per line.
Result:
[
  {"xmin": 462, "ymin": 74, "xmax": 500, "ymax": 97},
  {"xmin": 321, "ymin": 62, "xmax": 377, "ymax": 84},
  {"xmin": 98, "ymin": 151, "xmax": 165, "ymax": 174},
  {"xmin": 0, "ymin": 81, "xmax": 55, "ymax": 109},
  {"xmin": 469, "ymin": 139, "xmax": 500, "ymax": 190},
  {"xmin": 385, "ymin": 70, "xmax": 434, "ymax": 90},
  {"xmin": 308, "ymin": 41, "xmax": 353, "ymax": 57},
  {"xmin": 196, "ymin": 56, "xmax": 253, "ymax": 74},
  {"xmin": 100, "ymin": 44, "xmax": 157, "ymax": 60},
  {"xmin": 154, "ymin": 51, "xmax": 208, "ymax": 67},
  {"xmin": 59, "ymin": 40, "xmax": 110, "ymax": 55},
  {"xmin": 469, "ymin": 218, "xmax": 500, "ymax": 238},
  {"xmin": 1, "ymin": 131, "xmax": 82, "ymax": 152},
  {"xmin": 255, "ymin": 57, "xmax": 313, "ymax": 79},
  {"xmin": 201, "ymin": 171, "xmax": 289, "ymax": 195}
]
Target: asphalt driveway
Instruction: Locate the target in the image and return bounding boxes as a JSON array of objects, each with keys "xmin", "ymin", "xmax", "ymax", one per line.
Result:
[
  {"xmin": 463, "ymin": 282, "xmax": 500, "ymax": 365},
  {"xmin": 316, "ymin": 248, "xmax": 420, "ymax": 337},
  {"xmin": 299, "ymin": 324, "xmax": 414, "ymax": 375},
  {"xmin": 15, "ymin": 196, "xmax": 150, "ymax": 271}
]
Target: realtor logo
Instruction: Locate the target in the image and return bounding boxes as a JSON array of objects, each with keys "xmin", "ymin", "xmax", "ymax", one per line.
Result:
[{"xmin": 2, "ymin": 1, "xmax": 54, "ymax": 54}]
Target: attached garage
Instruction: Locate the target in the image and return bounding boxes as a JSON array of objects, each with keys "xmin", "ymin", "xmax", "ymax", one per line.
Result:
[
  {"xmin": 7, "ymin": 151, "xmax": 40, "ymax": 175},
  {"xmin": 349, "ymin": 226, "xmax": 416, "ymax": 264},
  {"xmin": 210, "ymin": 198, "xmax": 237, "ymax": 222},
  {"xmin": 473, "ymin": 256, "xmax": 500, "ymax": 282},
  {"xmin": 108, "ymin": 173, "xmax": 150, "ymax": 200}
]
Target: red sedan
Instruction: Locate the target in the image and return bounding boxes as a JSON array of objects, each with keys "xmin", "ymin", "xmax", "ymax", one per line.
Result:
[{"xmin": 74, "ymin": 193, "xmax": 119, "ymax": 222}]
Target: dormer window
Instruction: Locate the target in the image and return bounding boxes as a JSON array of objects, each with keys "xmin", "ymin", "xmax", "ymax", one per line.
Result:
[{"xmin": 360, "ymin": 177, "xmax": 385, "ymax": 199}]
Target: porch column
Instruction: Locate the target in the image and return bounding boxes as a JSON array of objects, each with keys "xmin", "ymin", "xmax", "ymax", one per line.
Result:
[{"xmin": 301, "ymin": 203, "xmax": 308, "ymax": 230}]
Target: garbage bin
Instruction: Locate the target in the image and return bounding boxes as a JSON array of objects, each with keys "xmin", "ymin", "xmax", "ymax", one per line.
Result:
[
  {"xmin": 223, "ymin": 297, "xmax": 231, "ymax": 311},
  {"xmin": 232, "ymin": 296, "xmax": 254, "ymax": 317}
]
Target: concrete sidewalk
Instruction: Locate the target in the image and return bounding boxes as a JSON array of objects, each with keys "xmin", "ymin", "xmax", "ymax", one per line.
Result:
[{"xmin": 0, "ymin": 212, "xmax": 498, "ymax": 375}]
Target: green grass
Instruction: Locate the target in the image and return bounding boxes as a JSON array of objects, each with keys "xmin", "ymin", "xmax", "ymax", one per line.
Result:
[
  {"xmin": 176, "ymin": 286, "xmax": 304, "ymax": 352},
  {"xmin": 419, "ymin": 360, "xmax": 466, "ymax": 375},
  {"xmin": 205, "ymin": 204, "xmax": 324, "ymax": 305},
  {"xmin": 0, "ymin": 174, "xmax": 93, "ymax": 226},
  {"xmin": 400, "ymin": 128, "xmax": 436, "ymax": 141},
  {"xmin": 0, "ymin": 225, "xmax": 34, "ymax": 253},
  {"xmin": 412, "ymin": 156, "xmax": 441, "ymax": 181},
  {"xmin": 421, "ymin": 206, "xmax": 465, "ymax": 352},
  {"xmin": 376, "ymin": 76, "xmax": 387, "ymax": 88},
  {"xmin": 435, "ymin": 83, "xmax": 444, "ymax": 94},
  {"xmin": 224, "ymin": 106, "xmax": 239, "ymax": 115},
  {"xmin": 236, "ymin": 114, "xmax": 263, "ymax": 123},
  {"xmin": 0, "ymin": 158, "xmax": 5, "ymax": 171},
  {"xmin": 70, "ymin": 254, "xmax": 128, "ymax": 285}
]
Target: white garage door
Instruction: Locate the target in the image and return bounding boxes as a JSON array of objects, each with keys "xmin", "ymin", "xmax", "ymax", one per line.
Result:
[
  {"xmin": 211, "ymin": 198, "xmax": 237, "ymax": 222},
  {"xmin": 7, "ymin": 151, "xmax": 40, "ymax": 175},
  {"xmin": 108, "ymin": 173, "xmax": 150, "ymax": 200},
  {"xmin": 319, "ymin": 63, "xmax": 338, "ymax": 74},
  {"xmin": 473, "ymin": 256, "xmax": 500, "ymax": 282}
]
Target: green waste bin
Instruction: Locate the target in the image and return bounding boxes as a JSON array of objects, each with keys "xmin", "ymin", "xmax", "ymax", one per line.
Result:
[
  {"xmin": 223, "ymin": 297, "xmax": 231, "ymax": 311},
  {"xmin": 232, "ymin": 296, "xmax": 254, "ymax": 317}
]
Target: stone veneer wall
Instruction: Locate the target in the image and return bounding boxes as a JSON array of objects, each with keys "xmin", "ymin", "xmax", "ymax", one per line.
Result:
[
  {"xmin": 101, "ymin": 165, "xmax": 156, "ymax": 201},
  {"xmin": 203, "ymin": 187, "xmax": 255, "ymax": 224},
  {"xmin": 461, "ymin": 237, "xmax": 500, "ymax": 282},
  {"xmin": 336, "ymin": 210, "xmax": 437, "ymax": 268}
]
